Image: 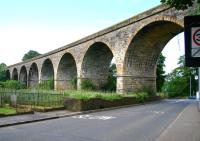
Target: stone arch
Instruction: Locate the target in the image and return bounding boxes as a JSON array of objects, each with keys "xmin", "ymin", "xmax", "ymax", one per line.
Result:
[
  {"xmin": 81, "ymin": 42, "xmax": 114, "ymax": 89},
  {"xmin": 57, "ymin": 53, "xmax": 77, "ymax": 90},
  {"xmin": 6, "ymin": 70, "xmax": 10, "ymax": 80},
  {"xmin": 12, "ymin": 68, "xmax": 18, "ymax": 80},
  {"xmin": 126, "ymin": 16, "xmax": 183, "ymax": 46},
  {"xmin": 41, "ymin": 59, "xmax": 54, "ymax": 89},
  {"xmin": 19, "ymin": 66, "xmax": 28, "ymax": 87},
  {"xmin": 122, "ymin": 16, "xmax": 183, "ymax": 93},
  {"xmin": 28, "ymin": 63, "xmax": 39, "ymax": 88}
]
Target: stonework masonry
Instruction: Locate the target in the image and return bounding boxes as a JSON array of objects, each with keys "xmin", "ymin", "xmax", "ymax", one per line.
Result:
[{"xmin": 7, "ymin": 4, "xmax": 197, "ymax": 93}]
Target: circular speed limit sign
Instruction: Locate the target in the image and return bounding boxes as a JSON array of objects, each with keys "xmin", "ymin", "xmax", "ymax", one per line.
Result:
[
  {"xmin": 191, "ymin": 27, "xmax": 200, "ymax": 57},
  {"xmin": 193, "ymin": 28, "xmax": 200, "ymax": 46}
]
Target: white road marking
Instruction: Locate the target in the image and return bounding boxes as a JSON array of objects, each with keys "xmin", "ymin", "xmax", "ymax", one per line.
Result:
[
  {"xmin": 175, "ymin": 99, "xmax": 186, "ymax": 103},
  {"xmin": 72, "ymin": 115, "xmax": 116, "ymax": 120},
  {"xmin": 165, "ymin": 99, "xmax": 187, "ymax": 104},
  {"xmin": 149, "ymin": 111, "xmax": 165, "ymax": 115},
  {"xmin": 153, "ymin": 111, "xmax": 165, "ymax": 114}
]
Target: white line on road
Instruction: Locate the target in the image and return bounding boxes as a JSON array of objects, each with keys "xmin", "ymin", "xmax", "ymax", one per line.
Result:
[
  {"xmin": 175, "ymin": 99, "xmax": 186, "ymax": 103},
  {"xmin": 165, "ymin": 99, "xmax": 187, "ymax": 104},
  {"xmin": 149, "ymin": 111, "xmax": 165, "ymax": 115},
  {"xmin": 71, "ymin": 115, "xmax": 116, "ymax": 120}
]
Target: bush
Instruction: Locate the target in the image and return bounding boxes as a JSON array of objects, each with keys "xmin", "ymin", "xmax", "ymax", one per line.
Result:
[
  {"xmin": 166, "ymin": 92, "xmax": 187, "ymax": 98},
  {"xmin": 100, "ymin": 63, "xmax": 116, "ymax": 92},
  {"xmin": 64, "ymin": 90, "xmax": 155, "ymax": 103},
  {"xmin": 0, "ymin": 63, "xmax": 7, "ymax": 81},
  {"xmin": 70, "ymin": 77, "xmax": 77, "ymax": 89},
  {"xmin": 100, "ymin": 75, "xmax": 116, "ymax": 92},
  {"xmin": 36, "ymin": 79, "xmax": 54, "ymax": 90},
  {"xmin": 64, "ymin": 90, "xmax": 96, "ymax": 100},
  {"xmin": 157, "ymin": 92, "xmax": 167, "ymax": 98},
  {"xmin": 135, "ymin": 92, "xmax": 149, "ymax": 103},
  {"xmin": 81, "ymin": 79, "xmax": 96, "ymax": 90},
  {"xmin": 135, "ymin": 86, "xmax": 156, "ymax": 96},
  {"xmin": 0, "ymin": 81, "xmax": 4, "ymax": 88},
  {"xmin": 64, "ymin": 90, "xmax": 122, "ymax": 101},
  {"xmin": 2, "ymin": 80, "xmax": 26, "ymax": 90}
]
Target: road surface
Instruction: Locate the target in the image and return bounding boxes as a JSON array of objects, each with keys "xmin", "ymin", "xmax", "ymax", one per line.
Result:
[{"xmin": 0, "ymin": 99, "xmax": 193, "ymax": 141}]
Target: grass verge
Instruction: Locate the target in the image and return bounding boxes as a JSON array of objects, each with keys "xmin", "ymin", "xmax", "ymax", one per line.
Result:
[
  {"xmin": 0, "ymin": 107, "xmax": 17, "ymax": 115},
  {"xmin": 64, "ymin": 90, "xmax": 139, "ymax": 101}
]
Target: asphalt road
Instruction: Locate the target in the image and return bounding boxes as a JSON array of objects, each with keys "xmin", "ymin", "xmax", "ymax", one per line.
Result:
[{"xmin": 0, "ymin": 99, "xmax": 193, "ymax": 141}]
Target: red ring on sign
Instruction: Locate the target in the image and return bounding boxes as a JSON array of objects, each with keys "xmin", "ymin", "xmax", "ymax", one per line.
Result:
[{"xmin": 193, "ymin": 28, "xmax": 200, "ymax": 46}]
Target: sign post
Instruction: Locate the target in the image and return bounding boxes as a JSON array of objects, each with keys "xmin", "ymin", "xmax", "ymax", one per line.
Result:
[
  {"xmin": 184, "ymin": 15, "xmax": 200, "ymax": 99},
  {"xmin": 185, "ymin": 15, "xmax": 200, "ymax": 67},
  {"xmin": 198, "ymin": 68, "xmax": 200, "ymax": 100}
]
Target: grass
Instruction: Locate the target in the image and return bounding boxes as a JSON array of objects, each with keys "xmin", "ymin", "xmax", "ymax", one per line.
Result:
[
  {"xmin": 0, "ymin": 107, "xmax": 17, "ymax": 115},
  {"xmin": 64, "ymin": 90, "xmax": 136, "ymax": 101},
  {"xmin": 0, "ymin": 89, "xmax": 154, "ymax": 107}
]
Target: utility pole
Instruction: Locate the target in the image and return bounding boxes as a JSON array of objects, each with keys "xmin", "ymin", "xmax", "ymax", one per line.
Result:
[
  {"xmin": 198, "ymin": 68, "xmax": 200, "ymax": 100},
  {"xmin": 190, "ymin": 76, "xmax": 192, "ymax": 97}
]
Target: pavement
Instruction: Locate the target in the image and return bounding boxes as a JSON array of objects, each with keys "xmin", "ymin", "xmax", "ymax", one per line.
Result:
[
  {"xmin": 156, "ymin": 100, "xmax": 200, "ymax": 141},
  {"xmin": 0, "ymin": 110, "xmax": 79, "ymax": 127},
  {"xmin": 0, "ymin": 99, "xmax": 199, "ymax": 141}
]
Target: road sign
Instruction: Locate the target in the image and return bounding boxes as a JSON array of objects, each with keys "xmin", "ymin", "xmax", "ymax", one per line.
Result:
[
  {"xmin": 192, "ymin": 27, "xmax": 200, "ymax": 46},
  {"xmin": 185, "ymin": 15, "xmax": 200, "ymax": 67},
  {"xmin": 191, "ymin": 27, "xmax": 200, "ymax": 57}
]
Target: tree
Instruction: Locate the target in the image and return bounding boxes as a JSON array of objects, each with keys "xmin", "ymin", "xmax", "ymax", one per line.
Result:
[
  {"xmin": 0, "ymin": 63, "xmax": 7, "ymax": 81},
  {"xmin": 162, "ymin": 55, "xmax": 197, "ymax": 97},
  {"xmin": 101, "ymin": 63, "xmax": 117, "ymax": 92},
  {"xmin": 161, "ymin": 0, "xmax": 200, "ymax": 10},
  {"xmin": 156, "ymin": 54, "xmax": 166, "ymax": 92},
  {"xmin": 2, "ymin": 80, "xmax": 26, "ymax": 90},
  {"xmin": 22, "ymin": 50, "xmax": 41, "ymax": 61}
]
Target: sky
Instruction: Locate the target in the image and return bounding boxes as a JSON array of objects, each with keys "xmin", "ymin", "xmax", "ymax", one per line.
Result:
[{"xmin": 0, "ymin": 0, "xmax": 184, "ymax": 73}]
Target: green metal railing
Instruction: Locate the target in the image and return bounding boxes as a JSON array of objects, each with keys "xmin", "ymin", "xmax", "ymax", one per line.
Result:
[{"xmin": 0, "ymin": 90, "xmax": 64, "ymax": 111}]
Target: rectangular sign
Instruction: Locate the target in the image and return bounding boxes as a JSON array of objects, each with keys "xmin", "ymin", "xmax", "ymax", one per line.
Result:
[
  {"xmin": 191, "ymin": 27, "xmax": 200, "ymax": 57},
  {"xmin": 185, "ymin": 15, "xmax": 200, "ymax": 67}
]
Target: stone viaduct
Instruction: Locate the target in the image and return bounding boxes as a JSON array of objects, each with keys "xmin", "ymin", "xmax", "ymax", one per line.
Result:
[{"xmin": 6, "ymin": 4, "xmax": 197, "ymax": 94}]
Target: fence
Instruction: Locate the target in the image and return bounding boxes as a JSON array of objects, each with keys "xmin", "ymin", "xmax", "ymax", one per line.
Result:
[{"xmin": 0, "ymin": 90, "xmax": 64, "ymax": 112}]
